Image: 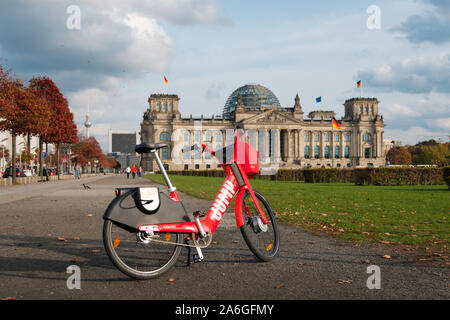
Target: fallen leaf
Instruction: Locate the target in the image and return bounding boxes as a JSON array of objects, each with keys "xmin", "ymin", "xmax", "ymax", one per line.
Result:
[
  {"xmin": 383, "ymin": 255, "xmax": 391, "ymax": 259},
  {"xmin": 337, "ymin": 279, "xmax": 353, "ymax": 284},
  {"xmin": 168, "ymin": 278, "xmax": 175, "ymax": 282},
  {"xmin": 73, "ymin": 236, "xmax": 81, "ymax": 240},
  {"xmin": 275, "ymin": 284, "xmax": 284, "ymax": 289},
  {"xmin": 57, "ymin": 237, "xmax": 66, "ymax": 242},
  {"xmin": 1, "ymin": 297, "xmax": 16, "ymax": 300},
  {"xmin": 87, "ymin": 214, "xmax": 93, "ymax": 217},
  {"xmin": 91, "ymin": 249, "xmax": 101, "ymax": 253}
]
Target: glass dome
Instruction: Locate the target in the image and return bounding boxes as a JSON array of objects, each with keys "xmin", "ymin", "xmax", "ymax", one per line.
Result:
[{"xmin": 223, "ymin": 84, "xmax": 281, "ymax": 119}]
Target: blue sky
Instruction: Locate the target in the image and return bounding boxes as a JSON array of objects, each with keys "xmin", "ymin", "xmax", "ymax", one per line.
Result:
[{"xmin": 0, "ymin": 0, "xmax": 449, "ymax": 150}]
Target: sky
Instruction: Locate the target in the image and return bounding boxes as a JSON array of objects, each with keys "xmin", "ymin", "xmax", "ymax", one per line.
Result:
[{"xmin": 0, "ymin": 0, "xmax": 449, "ymax": 151}]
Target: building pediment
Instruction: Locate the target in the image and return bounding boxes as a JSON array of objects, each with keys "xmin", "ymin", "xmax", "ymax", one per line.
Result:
[{"xmin": 240, "ymin": 110, "xmax": 301, "ymax": 125}]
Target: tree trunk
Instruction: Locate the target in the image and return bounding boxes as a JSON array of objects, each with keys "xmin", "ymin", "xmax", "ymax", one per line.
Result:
[
  {"xmin": 39, "ymin": 136, "xmax": 44, "ymax": 181},
  {"xmin": 56, "ymin": 142, "xmax": 60, "ymax": 179},
  {"xmin": 11, "ymin": 132, "xmax": 16, "ymax": 183}
]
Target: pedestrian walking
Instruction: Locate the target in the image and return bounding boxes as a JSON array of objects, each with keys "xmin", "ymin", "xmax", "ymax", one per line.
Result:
[
  {"xmin": 131, "ymin": 165, "xmax": 136, "ymax": 179},
  {"xmin": 125, "ymin": 166, "xmax": 131, "ymax": 179}
]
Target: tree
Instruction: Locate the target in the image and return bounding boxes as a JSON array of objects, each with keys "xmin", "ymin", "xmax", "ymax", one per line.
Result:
[
  {"xmin": 0, "ymin": 66, "xmax": 51, "ymax": 182},
  {"xmin": 409, "ymin": 143, "xmax": 450, "ymax": 166},
  {"xmin": 72, "ymin": 137, "xmax": 104, "ymax": 173},
  {"xmin": 29, "ymin": 77, "xmax": 78, "ymax": 178},
  {"xmin": 386, "ymin": 146, "xmax": 412, "ymax": 165}
]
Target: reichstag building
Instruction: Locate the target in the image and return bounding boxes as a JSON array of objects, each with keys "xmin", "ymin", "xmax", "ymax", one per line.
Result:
[{"xmin": 140, "ymin": 84, "xmax": 386, "ymax": 172}]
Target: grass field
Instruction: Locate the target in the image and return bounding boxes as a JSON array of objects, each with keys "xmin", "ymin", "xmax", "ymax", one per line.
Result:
[{"xmin": 145, "ymin": 174, "xmax": 449, "ymax": 254}]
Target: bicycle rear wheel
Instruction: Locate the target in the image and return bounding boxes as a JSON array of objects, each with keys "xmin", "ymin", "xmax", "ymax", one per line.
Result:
[
  {"xmin": 103, "ymin": 219, "xmax": 183, "ymax": 280},
  {"xmin": 240, "ymin": 189, "xmax": 280, "ymax": 261}
]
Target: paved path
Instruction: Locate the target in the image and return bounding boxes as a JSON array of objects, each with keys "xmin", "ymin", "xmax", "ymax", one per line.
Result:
[{"xmin": 0, "ymin": 175, "xmax": 448, "ymax": 300}]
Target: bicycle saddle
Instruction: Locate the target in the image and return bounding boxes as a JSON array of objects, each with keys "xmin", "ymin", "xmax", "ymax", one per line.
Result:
[{"xmin": 135, "ymin": 142, "xmax": 168, "ymax": 154}]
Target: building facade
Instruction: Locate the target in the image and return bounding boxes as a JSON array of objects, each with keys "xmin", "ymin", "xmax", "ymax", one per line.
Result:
[{"xmin": 140, "ymin": 84, "xmax": 386, "ymax": 172}]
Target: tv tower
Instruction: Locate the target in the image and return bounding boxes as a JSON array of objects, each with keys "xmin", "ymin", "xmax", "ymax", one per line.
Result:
[{"xmin": 84, "ymin": 96, "xmax": 92, "ymax": 138}]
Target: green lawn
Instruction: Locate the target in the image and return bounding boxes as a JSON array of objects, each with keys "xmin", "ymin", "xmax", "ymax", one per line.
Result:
[{"xmin": 144, "ymin": 174, "xmax": 449, "ymax": 254}]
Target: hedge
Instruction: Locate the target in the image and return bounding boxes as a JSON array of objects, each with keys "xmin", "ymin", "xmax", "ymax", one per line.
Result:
[
  {"xmin": 354, "ymin": 167, "xmax": 444, "ymax": 186},
  {"xmin": 163, "ymin": 167, "xmax": 445, "ymax": 186}
]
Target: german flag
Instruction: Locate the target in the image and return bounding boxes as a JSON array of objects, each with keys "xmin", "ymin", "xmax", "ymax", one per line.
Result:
[
  {"xmin": 332, "ymin": 117, "xmax": 342, "ymax": 130},
  {"xmin": 357, "ymin": 80, "xmax": 361, "ymax": 88},
  {"xmin": 164, "ymin": 75, "xmax": 168, "ymax": 85}
]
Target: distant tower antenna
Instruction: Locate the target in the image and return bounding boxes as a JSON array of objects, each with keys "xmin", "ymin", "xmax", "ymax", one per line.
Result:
[{"xmin": 84, "ymin": 95, "xmax": 92, "ymax": 138}]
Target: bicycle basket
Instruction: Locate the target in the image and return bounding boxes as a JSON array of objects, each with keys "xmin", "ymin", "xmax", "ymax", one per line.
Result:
[{"xmin": 234, "ymin": 140, "xmax": 259, "ymax": 177}]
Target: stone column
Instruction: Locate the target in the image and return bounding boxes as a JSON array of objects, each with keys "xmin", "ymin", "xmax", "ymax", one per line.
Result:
[
  {"xmin": 270, "ymin": 129, "xmax": 281, "ymax": 163},
  {"xmin": 287, "ymin": 130, "xmax": 293, "ymax": 163}
]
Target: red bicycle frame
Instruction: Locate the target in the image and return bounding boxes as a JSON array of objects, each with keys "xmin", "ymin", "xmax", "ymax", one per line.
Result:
[{"xmin": 138, "ymin": 132, "xmax": 268, "ymax": 237}]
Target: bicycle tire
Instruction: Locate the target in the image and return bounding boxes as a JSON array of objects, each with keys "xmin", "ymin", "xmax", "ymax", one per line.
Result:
[
  {"xmin": 103, "ymin": 219, "xmax": 183, "ymax": 280},
  {"xmin": 239, "ymin": 189, "xmax": 280, "ymax": 261}
]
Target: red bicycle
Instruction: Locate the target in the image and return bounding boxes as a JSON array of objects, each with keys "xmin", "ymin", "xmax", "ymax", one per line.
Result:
[{"xmin": 103, "ymin": 129, "xmax": 280, "ymax": 279}]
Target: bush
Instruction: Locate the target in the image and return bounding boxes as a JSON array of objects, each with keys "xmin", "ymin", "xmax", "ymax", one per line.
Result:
[{"xmin": 443, "ymin": 167, "xmax": 450, "ymax": 190}]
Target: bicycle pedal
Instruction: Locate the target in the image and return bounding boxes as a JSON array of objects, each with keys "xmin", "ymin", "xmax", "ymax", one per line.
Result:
[{"xmin": 193, "ymin": 254, "xmax": 203, "ymax": 263}]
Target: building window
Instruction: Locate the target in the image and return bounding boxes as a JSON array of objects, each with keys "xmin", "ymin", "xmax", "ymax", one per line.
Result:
[
  {"xmin": 365, "ymin": 147, "xmax": 371, "ymax": 158},
  {"xmin": 205, "ymin": 131, "xmax": 212, "ymax": 141},
  {"xmin": 184, "ymin": 164, "xmax": 188, "ymax": 170},
  {"xmin": 184, "ymin": 132, "xmax": 190, "ymax": 142},
  {"xmin": 305, "ymin": 133, "xmax": 309, "ymax": 142},
  {"xmin": 324, "ymin": 146, "xmax": 330, "ymax": 159},
  {"xmin": 226, "ymin": 130, "xmax": 234, "ymax": 141},
  {"xmin": 160, "ymin": 132, "xmax": 170, "ymax": 141},
  {"xmin": 304, "ymin": 146, "xmax": 310, "ymax": 159},
  {"xmin": 365, "ymin": 106, "xmax": 369, "ymax": 114},
  {"xmin": 162, "ymin": 103, "xmax": 167, "ymax": 112},
  {"xmin": 314, "ymin": 134, "xmax": 320, "ymax": 142},
  {"xmin": 335, "ymin": 134, "xmax": 340, "ymax": 142},
  {"xmin": 359, "ymin": 106, "xmax": 363, "ymax": 113},
  {"xmin": 206, "ymin": 164, "xmax": 211, "ymax": 169},
  {"xmin": 169, "ymin": 102, "xmax": 173, "ymax": 112},
  {"xmin": 325, "ymin": 134, "xmax": 329, "ymax": 142},
  {"xmin": 344, "ymin": 146, "xmax": 350, "ymax": 158},
  {"xmin": 163, "ymin": 164, "xmax": 169, "ymax": 171},
  {"xmin": 345, "ymin": 134, "xmax": 350, "ymax": 142},
  {"xmin": 182, "ymin": 146, "xmax": 190, "ymax": 160},
  {"xmin": 370, "ymin": 105, "xmax": 374, "ymax": 114},
  {"xmin": 156, "ymin": 103, "xmax": 161, "ymax": 111},
  {"xmin": 335, "ymin": 146, "xmax": 340, "ymax": 158},
  {"xmin": 194, "ymin": 132, "xmax": 200, "ymax": 143},
  {"xmin": 195, "ymin": 164, "xmax": 200, "ymax": 170},
  {"xmin": 161, "ymin": 147, "xmax": 169, "ymax": 160},
  {"xmin": 363, "ymin": 133, "xmax": 371, "ymax": 141},
  {"xmin": 314, "ymin": 146, "xmax": 320, "ymax": 159}
]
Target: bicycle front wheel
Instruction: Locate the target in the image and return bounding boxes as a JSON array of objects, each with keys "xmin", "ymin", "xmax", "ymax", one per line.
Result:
[
  {"xmin": 103, "ymin": 219, "xmax": 183, "ymax": 280},
  {"xmin": 240, "ymin": 189, "xmax": 280, "ymax": 261}
]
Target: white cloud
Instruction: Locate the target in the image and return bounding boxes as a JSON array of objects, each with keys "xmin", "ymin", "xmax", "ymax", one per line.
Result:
[
  {"xmin": 383, "ymin": 103, "xmax": 421, "ymax": 120},
  {"xmin": 385, "ymin": 126, "xmax": 448, "ymax": 145},
  {"xmin": 426, "ymin": 117, "xmax": 450, "ymax": 130}
]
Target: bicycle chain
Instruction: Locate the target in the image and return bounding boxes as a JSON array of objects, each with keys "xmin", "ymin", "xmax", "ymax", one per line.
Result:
[{"xmin": 146, "ymin": 232, "xmax": 212, "ymax": 249}]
